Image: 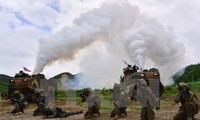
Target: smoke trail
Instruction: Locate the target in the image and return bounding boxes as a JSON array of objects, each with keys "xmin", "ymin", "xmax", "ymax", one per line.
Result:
[
  {"xmin": 34, "ymin": 1, "xmax": 186, "ymax": 86},
  {"xmin": 34, "ymin": 2, "xmax": 139, "ymax": 74},
  {"xmin": 34, "ymin": 25, "xmax": 102, "ymax": 73}
]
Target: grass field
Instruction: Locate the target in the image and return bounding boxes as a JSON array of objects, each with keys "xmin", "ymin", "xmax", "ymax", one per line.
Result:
[
  {"xmin": 163, "ymin": 81, "xmax": 200, "ymax": 97},
  {"xmin": 54, "ymin": 81, "xmax": 200, "ymax": 110},
  {"xmin": 0, "ymin": 81, "xmax": 200, "ymax": 120}
]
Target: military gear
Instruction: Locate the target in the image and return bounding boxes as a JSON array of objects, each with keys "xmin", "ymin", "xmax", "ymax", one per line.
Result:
[
  {"xmin": 110, "ymin": 83, "xmax": 129, "ymax": 117},
  {"xmin": 9, "ymin": 72, "xmax": 57, "ymax": 103},
  {"xmin": 80, "ymin": 88, "xmax": 101, "ymax": 119},
  {"xmin": 177, "ymin": 82, "xmax": 188, "ymax": 88},
  {"xmin": 42, "ymin": 106, "xmax": 83, "ymax": 119},
  {"xmin": 33, "ymin": 91, "xmax": 47, "ymax": 116},
  {"xmin": 14, "ymin": 71, "xmax": 30, "ymax": 78},
  {"xmin": 118, "ymin": 64, "xmax": 163, "ymax": 119},
  {"xmin": 13, "ymin": 90, "xmax": 20, "ymax": 95},
  {"xmin": 34, "ymin": 91, "xmax": 46, "ymax": 106},
  {"xmin": 173, "ymin": 82, "xmax": 199, "ymax": 120},
  {"xmin": 11, "ymin": 91, "xmax": 28, "ymax": 114}
]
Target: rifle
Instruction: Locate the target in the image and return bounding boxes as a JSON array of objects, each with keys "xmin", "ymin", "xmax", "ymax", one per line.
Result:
[{"xmin": 66, "ymin": 110, "xmax": 83, "ymax": 117}]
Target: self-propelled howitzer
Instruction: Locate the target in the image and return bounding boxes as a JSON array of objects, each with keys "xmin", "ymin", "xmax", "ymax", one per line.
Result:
[{"xmin": 8, "ymin": 71, "xmax": 56, "ymax": 102}]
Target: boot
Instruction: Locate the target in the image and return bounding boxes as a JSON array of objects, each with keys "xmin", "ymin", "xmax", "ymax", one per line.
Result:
[
  {"xmin": 11, "ymin": 109, "xmax": 17, "ymax": 114},
  {"xmin": 84, "ymin": 114, "xmax": 93, "ymax": 119}
]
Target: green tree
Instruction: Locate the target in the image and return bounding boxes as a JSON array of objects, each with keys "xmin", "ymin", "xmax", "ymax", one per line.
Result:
[{"xmin": 173, "ymin": 63, "xmax": 200, "ymax": 83}]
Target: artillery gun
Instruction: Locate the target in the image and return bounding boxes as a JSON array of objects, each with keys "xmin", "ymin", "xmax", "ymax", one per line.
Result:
[
  {"xmin": 120, "ymin": 65, "xmax": 164, "ymax": 100},
  {"xmin": 8, "ymin": 71, "xmax": 56, "ymax": 102}
]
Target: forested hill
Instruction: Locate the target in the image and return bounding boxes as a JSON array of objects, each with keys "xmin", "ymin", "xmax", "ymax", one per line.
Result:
[
  {"xmin": 173, "ymin": 63, "xmax": 200, "ymax": 83},
  {"xmin": 0, "ymin": 74, "xmax": 12, "ymax": 92},
  {"xmin": 0, "ymin": 74, "xmax": 13, "ymax": 85}
]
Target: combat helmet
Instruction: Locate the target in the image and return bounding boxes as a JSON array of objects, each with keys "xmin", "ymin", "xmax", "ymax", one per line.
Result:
[
  {"xmin": 177, "ymin": 82, "xmax": 189, "ymax": 91},
  {"xmin": 177, "ymin": 82, "xmax": 188, "ymax": 88},
  {"xmin": 13, "ymin": 90, "xmax": 20, "ymax": 95},
  {"xmin": 80, "ymin": 88, "xmax": 92, "ymax": 102},
  {"xmin": 13, "ymin": 90, "xmax": 21, "ymax": 97},
  {"xmin": 85, "ymin": 87, "xmax": 92, "ymax": 93}
]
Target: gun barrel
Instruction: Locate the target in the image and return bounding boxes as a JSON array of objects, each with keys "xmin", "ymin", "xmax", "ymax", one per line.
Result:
[{"xmin": 67, "ymin": 110, "xmax": 83, "ymax": 116}]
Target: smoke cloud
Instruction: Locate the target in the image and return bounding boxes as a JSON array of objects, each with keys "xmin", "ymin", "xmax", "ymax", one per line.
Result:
[{"xmin": 34, "ymin": 1, "xmax": 186, "ymax": 87}]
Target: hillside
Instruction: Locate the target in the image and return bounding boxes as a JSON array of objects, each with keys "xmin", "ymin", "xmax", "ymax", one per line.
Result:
[
  {"xmin": 172, "ymin": 63, "xmax": 200, "ymax": 83},
  {"xmin": 50, "ymin": 72, "xmax": 83, "ymax": 90},
  {"xmin": 50, "ymin": 72, "xmax": 75, "ymax": 80},
  {"xmin": 0, "ymin": 74, "xmax": 13, "ymax": 85},
  {"xmin": 0, "ymin": 80, "xmax": 7, "ymax": 92},
  {"xmin": 0, "ymin": 74, "xmax": 12, "ymax": 92}
]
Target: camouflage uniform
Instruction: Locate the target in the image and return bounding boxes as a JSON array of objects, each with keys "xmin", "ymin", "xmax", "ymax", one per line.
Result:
[
  {"xmin": 110, "ymin": 83, "xmax": 129, "ymax": 117},
  {"xmin": 42, "ymin": 106, "xmax": 83, "ymax": 119},
  {"xmin": 11, "ymin": 91, "xmax": 28, "ymax": 114},
  {"xmin": 80, "ymin": 88, "xmax": 102, "ymax": 119},
  {"xmin": 33, "ymin": 91, "xmax": 46, "ymax": 116},
  {"xmin": 173, "ymin": 82, "xmax": 200, "ymax": 120},
  {"xmin": 136, "ymin": 79, "xmax": 158, "ymax": 120}
]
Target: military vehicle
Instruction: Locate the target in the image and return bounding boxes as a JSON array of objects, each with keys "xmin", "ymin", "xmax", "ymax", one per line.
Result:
[
  {"xmin": 8, "ymin": 71, "xmax": 57, "ymax": 102},
  {"xmin": 120, "ymin": 64, "xmax": 164, "ymax": 100}
]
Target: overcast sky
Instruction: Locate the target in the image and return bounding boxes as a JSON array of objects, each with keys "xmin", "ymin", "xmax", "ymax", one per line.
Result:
[{"xmin": 1, "ymin": 0, "xmax": 200, "ymax": 88}]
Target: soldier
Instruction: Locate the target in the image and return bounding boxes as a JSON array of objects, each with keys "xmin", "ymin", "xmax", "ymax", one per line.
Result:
[
  {"xmin": 80, "ymin": 88, "xmax": 102, "ymax": 119},
  {"xmin": 110, "ymin": 83, "xmax": 129, "ymax": 118},
  {"xmin": 133, "ymin": 64, "xmax": 139, "ymax": 73},
  {"xmin": 173, "ymin": 82, "xmax": 200, "ymax": 120},
  {"xmin": 11, "ymin": 90, "xmax": 28, "ymax": 114},
  {"xmin": 14, "ymin": 71, "xmax": 30, "ymax": 78},
  {"xmin": 42, "ymin": 106, "xmax": 83, "ymax": 119},
  {"xmin": 136, "ymin": 79, "xmax": 159, "ymax": 120},
  {"xmin": 33, "ymin": 90, "xmax": 47, "ymax": 116}
]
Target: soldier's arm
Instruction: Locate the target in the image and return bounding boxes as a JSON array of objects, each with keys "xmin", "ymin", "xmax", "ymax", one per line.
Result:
[
  {"xmin": 18, "ymin": 94, "xmax": 25, "ymax": 102},
  {"xmin": 38, "ymin": 96, "xmax": 45, "ymax": 104},
  {"xmin": 174, "ymin": 93, "xmax": 181, "ymax": 103}
]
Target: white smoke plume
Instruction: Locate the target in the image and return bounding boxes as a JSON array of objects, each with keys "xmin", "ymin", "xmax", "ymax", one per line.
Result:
[
  {"xmin": 123, "ymin": 17, "xmax": 185, "ymax": 85},
  {"xmin": 34, "ymin": 1, "xmax": 186, "ymax": 87},
  {"xmin": 34, "ymin": 2, "xmax": 139, "ymax": 74}
]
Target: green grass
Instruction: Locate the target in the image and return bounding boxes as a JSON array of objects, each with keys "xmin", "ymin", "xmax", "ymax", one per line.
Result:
[
  {"xmin": 186, "ymin": 81, "xmax": 200, "ymax": 94},
  {"xmin": 163, "ymin": 85, "xmax": 178, "ymax": 97},
  {"xmin": 101, "ymin": 105, "xmax": 113, "ymax": 110},
  {"xmin": 163, "ymin": 81, "xmax": 200, "ymax": 97},
  {"xmin": 55, "ymin": 89, "xmax": 82, "ymax": 99},
  {"xmin": 129, "ymin": 105, "xmax": 142, "ymax": 110}
]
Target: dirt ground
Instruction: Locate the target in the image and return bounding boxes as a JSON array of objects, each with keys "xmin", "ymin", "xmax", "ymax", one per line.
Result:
[{"xmin": 0, "ymin": 97, "xmax": 200, "ymax": 120}]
